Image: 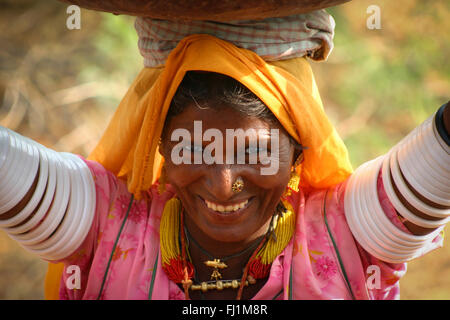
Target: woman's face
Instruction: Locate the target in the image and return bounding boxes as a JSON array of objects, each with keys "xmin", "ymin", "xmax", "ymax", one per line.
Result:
[{"xmin": 160, "ymin": 103, "xmax": 297, "ymax": 247}]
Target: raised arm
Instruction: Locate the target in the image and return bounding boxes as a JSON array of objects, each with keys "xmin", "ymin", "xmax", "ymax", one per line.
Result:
[
  {"xmin": 344, "ymin": 101, "xmax": 450, "ymax": 263},
  {"xmin": 0, "ymin": 126, "xmax": 96, "ymax": 261}
]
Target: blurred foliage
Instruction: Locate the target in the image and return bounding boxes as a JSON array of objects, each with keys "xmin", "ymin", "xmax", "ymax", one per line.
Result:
[
  {"xmin": 0, "ymin": 0, "xmax": 449, "ymax": 299},
  {"xmin": 313, "ymin": 0, "xmax": 449, "ymax": 166}
]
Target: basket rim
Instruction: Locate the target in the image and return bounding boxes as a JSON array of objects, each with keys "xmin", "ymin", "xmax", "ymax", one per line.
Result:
[{"xmin": 58, "ymin": 0, "xmax": 351, "ymax": 21}]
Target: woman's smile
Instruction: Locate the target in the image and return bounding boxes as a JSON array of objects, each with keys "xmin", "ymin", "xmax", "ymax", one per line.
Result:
[
  {"xmin": 198, "ymin": 195, "xmax": 253, "ymax": 224},
  {"xmin": 203, "ymin": 197, "xmax": 250, "ymax": 213}
]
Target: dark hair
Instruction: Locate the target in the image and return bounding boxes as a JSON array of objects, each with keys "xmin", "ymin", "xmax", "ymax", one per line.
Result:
[
  {"xmin": 163, "ymin": 71, "xmax": 302, "ymax": 152},
  {"xmin": 165, "ymin": 71, "xmax": 278, "ymax": 124}
]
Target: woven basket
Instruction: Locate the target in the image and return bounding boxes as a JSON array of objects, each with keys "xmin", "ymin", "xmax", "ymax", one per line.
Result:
[{"xmin": 58, "ymin": 0, "xmax": 350, "ymax": 21}]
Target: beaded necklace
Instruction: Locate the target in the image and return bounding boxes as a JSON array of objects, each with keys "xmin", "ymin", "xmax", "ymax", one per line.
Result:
[{"xmin": 159, "ymin": 197, "xmax": 296, "ymax": 300}]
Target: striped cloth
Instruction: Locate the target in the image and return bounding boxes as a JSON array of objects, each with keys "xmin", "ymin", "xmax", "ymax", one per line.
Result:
[{"xmin": 135, "ymin": 10, "xmax": 335, "ymax": 67}]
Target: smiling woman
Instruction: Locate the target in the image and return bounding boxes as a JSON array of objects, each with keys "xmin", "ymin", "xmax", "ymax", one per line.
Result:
[
  {"xmin": 158, "ymin": 73, "xmax": 299, "ymax": 299},
  {"xmin": 0, "ymin": 6, "xmax": 449, "ymax": 300}
]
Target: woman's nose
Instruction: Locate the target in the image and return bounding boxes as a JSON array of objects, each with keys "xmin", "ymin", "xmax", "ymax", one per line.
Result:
[{"xmin": 204, "ymin": 165, "xmax": 240, "ymax": 202}]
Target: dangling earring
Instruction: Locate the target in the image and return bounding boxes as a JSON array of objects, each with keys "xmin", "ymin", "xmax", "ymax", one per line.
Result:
[{"xmin": 284, "ymin": 152, "xmax": 304, "ymax": 197}]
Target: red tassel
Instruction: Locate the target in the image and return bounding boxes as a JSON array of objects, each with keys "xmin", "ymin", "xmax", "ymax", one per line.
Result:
[
  {"xmin": 163, "ymin": 258, "xmax": 194, "ymax": 283},
  {"xmin": 248, "ymin": 257, "xmax": 271, "ymax": 279}
]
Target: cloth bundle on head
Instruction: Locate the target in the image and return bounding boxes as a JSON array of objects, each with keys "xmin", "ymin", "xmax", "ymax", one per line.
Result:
[
  {"xmin": 88, "ymin": 12, "xmax": 353, "ymax": 199},
  {"xmin": 135, "ymin": 9, "xmax": 336, "ymax": 67}
]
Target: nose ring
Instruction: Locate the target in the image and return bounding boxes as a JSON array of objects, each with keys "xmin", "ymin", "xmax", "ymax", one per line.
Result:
[{"xmin": 231, "ymin": 177, "xmax": 244, "ymax": 193}]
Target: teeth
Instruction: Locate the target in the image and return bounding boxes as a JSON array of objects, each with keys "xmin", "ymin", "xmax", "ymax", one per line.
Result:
[{"xmin": 204, "ymin": 199, "xmax": 248, "ymax": 213}]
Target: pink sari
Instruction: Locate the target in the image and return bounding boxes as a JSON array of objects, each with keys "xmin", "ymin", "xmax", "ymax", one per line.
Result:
[{"xmin": 56, "ymin": 158, "xmax": 443, "ymax": 300}]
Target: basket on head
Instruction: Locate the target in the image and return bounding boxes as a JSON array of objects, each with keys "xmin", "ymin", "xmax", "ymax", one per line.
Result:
[{"xmin": 58, "ymin": 0, "xmax": 351, "ymax": 21}]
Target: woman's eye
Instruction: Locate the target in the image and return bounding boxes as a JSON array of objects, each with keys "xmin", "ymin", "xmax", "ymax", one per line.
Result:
[
  {"xmin": 184, "ymin": 144, "xmax": 203, "ymax": 153},
  {"xmin": 245, "ymin": 147, "xmax": 266, "ymax": 154}
]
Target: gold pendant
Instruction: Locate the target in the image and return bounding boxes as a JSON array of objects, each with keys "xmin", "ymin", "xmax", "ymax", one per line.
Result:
[{"xmin": 204, "ymin": 259, "xmax": 228, "ymax": 281}]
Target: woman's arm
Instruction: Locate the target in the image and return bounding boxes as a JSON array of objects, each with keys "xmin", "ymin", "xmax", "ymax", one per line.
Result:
[
  {"xmin": 0, "ymin": 127, "xmax": 96, "ymax": 261},
  {"xmin": 344, "ymin": 101, "xmax": 450, "ymax": 263}
]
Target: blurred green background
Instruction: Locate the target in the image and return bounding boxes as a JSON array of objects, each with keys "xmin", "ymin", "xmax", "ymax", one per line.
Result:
[{"xmin": 0, "ymin": 0, "xmax": 449, "ymax": 299}]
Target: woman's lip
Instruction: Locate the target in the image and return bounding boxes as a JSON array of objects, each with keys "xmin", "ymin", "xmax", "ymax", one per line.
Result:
[
  {"xmin": 203, "ymin": 198, "xmax": 249, "ymax": 213},
  {"xmin": 198, "ymin": 196, "xmax": 253, "ymax": 222}
]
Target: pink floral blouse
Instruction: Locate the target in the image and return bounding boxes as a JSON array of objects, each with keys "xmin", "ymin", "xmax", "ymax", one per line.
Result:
[{"xmin": 55, "ymin": 158, "xmax": 444, "ymax": 300}]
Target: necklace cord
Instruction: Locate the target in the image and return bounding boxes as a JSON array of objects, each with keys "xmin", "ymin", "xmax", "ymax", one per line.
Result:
[{"xmin": 183, "ymin": 224, "xmax": 265, "ymax": 263}]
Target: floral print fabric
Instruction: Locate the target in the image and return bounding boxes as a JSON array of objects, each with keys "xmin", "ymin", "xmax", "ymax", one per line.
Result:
[{"xmin": 56, "ymin": 158, "xmax": 443, "ymax": 300}]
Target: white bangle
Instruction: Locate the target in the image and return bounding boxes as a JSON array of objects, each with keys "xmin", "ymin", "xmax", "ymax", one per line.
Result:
[
  {"xmin": 420, "ymin": 117, "xmax": 450, "ymax": 173},
  {"xmin": 432, "ymin": 108, "xmax": 450, "ymax": 155},
  {"xmin": 3, "ymin": 147, "xmax": 56, "ymax": 233},
  {"xmin": 398, "ymin": 137, "xmax": 450, "ymax": 206},
  {"xmin": 420, "ymin": 118, "xmax": 450, "ymax": 177},
  {"xmin": 362, "ymin": 156, "xmax": 433, "ymax": 247},
  {"xmin": 0, "ymin": 129, "xmax": 15, "ymax": 197},
  {"xmin": 355, "ymin": 157, "xmax": 423, "ymax": 251},
  {"xmin": 344, "ymin": 158, "xmax": 422, "ymax": 263},
  {"xmin": 382, "ymin": 148, "xmax": 449, "ymax": 229},
  {"xmin": 0, "ymin": 127, "xmax": 10, "ymax": 170},
  {"xmin": 31, "ymin": 153, "xmax": 96, "ymax": 260},
  {"xmin": 402, "ymin": 127, "xmax": 450, "ymax": 190},
  {"xmin": 45, "ymin": 153, "xmax": 96, "ymax": 260},
  {"xmin": 390, "ymin": 148, "xmax": 450, "ymax": 219},
  {"xmin": 0, "ymin": 132, "xmax": 39, "ymax": 214},
  {"xmin": 0, "ymin": 143, "xmax": 49, "ymax": 228},
  {"xmin": 0, "ymin": 127, "xmax": 97, "ymax": 261},
  {"xmin": 28, "ymin": 153, "xmax": 84, "ymax": 252},
  {"xmin": 345, "ymin": 156, "xmax": 444, "ymax": 263},
  {"xmin": 10, "ymin": 150, "xmax": 70, "ymax": 245}
]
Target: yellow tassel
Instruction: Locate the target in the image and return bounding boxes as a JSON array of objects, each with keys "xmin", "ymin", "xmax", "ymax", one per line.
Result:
[
  {"xmin": 160, "ymin": 197, "xmax": 181, "ymax": 266},
  {"xmin": 256, "ymin": 199, "xmax": 296, "ymax": 265}
]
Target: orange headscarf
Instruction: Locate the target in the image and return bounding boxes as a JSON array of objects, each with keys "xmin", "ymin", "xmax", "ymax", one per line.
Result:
[
  {"xmin": 45, "ymin": 34, "xmax": 353, "ymax": 299},
  {"xmin": 89, "ymin": 34, "xmax": 352, "ymax": 198}
]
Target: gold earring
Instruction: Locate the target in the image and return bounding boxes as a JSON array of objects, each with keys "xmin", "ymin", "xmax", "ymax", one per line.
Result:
[
  {"xmin": 286, "ymin": 170, "xmax": 300, "ymax": 193},
  {"xmin": 231, "ymin": 176, "xmax": 244, "ymax": 193},
  {"xmin": 285, "ymin": 152, "xmax": 304, "ymax": 196}
]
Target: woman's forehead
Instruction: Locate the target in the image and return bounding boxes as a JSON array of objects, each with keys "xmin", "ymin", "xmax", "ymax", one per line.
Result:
[{"xmin": 165, "ymin": 102, "xmax": 281, "ymax": 131}]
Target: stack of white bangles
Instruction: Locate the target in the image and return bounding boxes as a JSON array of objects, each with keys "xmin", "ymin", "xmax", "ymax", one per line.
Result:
[
  {"xmin": 0, "ymin": 126, "xmax": 96, "ymax": 261},
  {"xmin": 344, "ymin": 111, "xmax": 450, "ymax": 263}
]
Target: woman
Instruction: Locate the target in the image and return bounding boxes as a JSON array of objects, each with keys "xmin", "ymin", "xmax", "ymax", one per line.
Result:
[{"xmin": 0, "ymin": 11, "xmax": 449, "ymax": 300}]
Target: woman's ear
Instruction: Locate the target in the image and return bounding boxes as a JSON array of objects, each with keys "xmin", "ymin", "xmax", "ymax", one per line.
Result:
[
  {"xmin": 291, "ymin": 141, "xmax": 306, "ymax": 168},
  {"xmin": 158, "ymin": 137, "xmax": 166, "ymax": 158}
]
